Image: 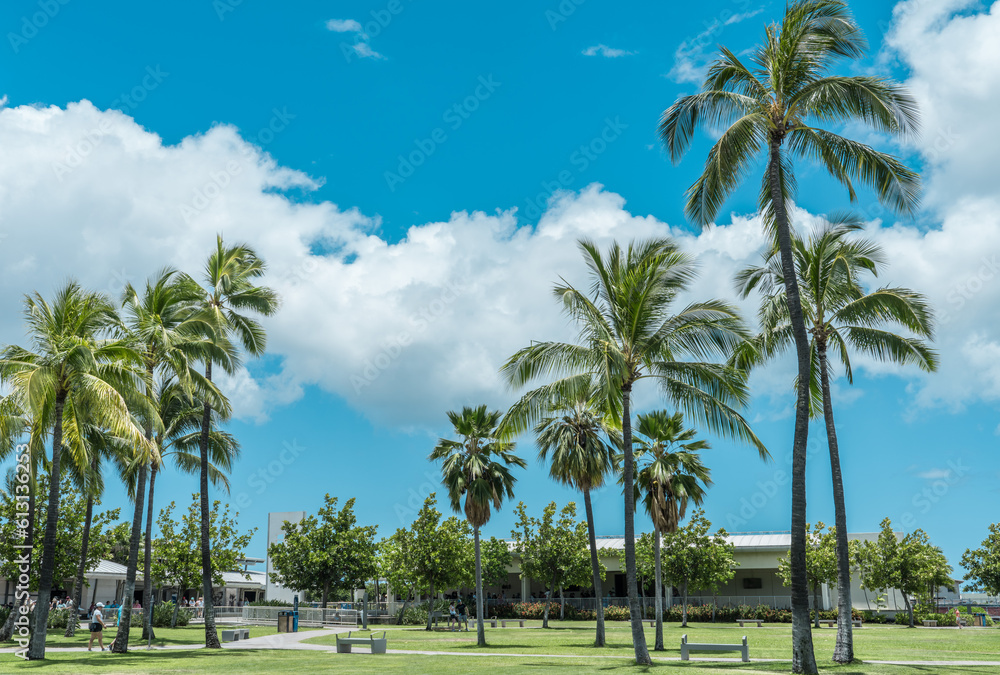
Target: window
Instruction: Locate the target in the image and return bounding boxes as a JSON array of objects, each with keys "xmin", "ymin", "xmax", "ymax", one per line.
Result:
[{"xmin": 742, "ymin": 578, "xmax": 763, "ymax": 590}]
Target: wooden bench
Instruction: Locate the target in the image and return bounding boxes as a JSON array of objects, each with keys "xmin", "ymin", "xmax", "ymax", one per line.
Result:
[
  {"xmin": 681, "ymin": 634, "xmax": 749, "ymax": 663},
  {"xmin": 501, "ymin": 619, "xmax": 525, "ymax": 628},
  {"xmin": 336, "ymin": 631, "xmax": 387, "ymax": 654},
  {"xmin": 818, "ymin": 619, "xmax": 863, "ymax": 628},
  {"xmin": 737, "ymin": 619, "xmax": 763, "ymax": 627},
  {"xmin": 922, "ymin": 619, "xmax": 938, "ymax": 627},
  {"xmin": 644, "ymin": 619, "xmax": 655, "ymax": 627},
  {"xmin": 221, "ymin": 628, "xmax": 250, "ymax": 642}
]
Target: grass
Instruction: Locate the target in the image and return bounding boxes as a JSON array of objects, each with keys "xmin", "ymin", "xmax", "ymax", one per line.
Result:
[
  {"xmin": 304, "ymin": 621, "xmax": 1000, "ymax": 663},
  {"xmin": 8, "ymin": 624, "xmax": 313, "ymax": 650},
  {"xmin": 0, "ymin": 621, "xmax": 997, "ymax": 673}
]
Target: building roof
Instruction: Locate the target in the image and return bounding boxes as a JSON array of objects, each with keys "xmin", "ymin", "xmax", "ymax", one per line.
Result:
[
  {"xmin": 88, "ymin": 559, "xmax": 142, "ymax": 580},
  {"xmin": 220, "ymin": 570, "xmax": 266, "ymax": 588}
]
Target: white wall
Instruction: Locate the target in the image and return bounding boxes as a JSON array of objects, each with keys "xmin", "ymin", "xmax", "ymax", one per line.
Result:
[{"xmin": 265, "ymin": 511, "xmax": 306, "ymax": 603}]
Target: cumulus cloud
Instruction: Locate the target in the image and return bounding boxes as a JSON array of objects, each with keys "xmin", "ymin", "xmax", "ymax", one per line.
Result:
[
  {"xmin": 326, "ymin": 19, "xmax": 365, "ymax": 35},
  {"xmin": 582, "ymin": 44, "xmax": 636, "ymax": 58},
  {"xmin": 327, "ymin": 17, "xmax": 385, "ymax": 60}
]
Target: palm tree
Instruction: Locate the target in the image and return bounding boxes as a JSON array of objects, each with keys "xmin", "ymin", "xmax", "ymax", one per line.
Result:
[
  {"xmin": 633, "ymin": 411, "xmax": 711, "ymax": 641},
  {"xmin": 192, "ymin": 237, "xmax": 278, "ymax": 648},
  {"xmin": 502, "ymin": 374, "xmax": 617, "ymax": 646},
  {"xmin": 0, "ymin": 282, "xmax": 151, "ymax": 659},
  {"xmin": 115, "ymin": 268, "xmax": 220, "ymax": 650},
  {"xmin": 429, "ymin": 405, "xmax": 526, "ymax": 648},
  {"xmin": 658, "ymin": 2, "xmax": 920, "ymax": 669},
  {"xmin": 502, "ymin": 238, "xmax": 765, "ymax": 665},
  {"xmin": 735, "ymin": 221, "xmax": 936, "ymax": 661}
]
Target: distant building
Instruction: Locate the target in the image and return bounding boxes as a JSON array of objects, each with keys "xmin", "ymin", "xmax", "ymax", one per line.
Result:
[{"xmin": 265, "ymin": 511, "xmax": 306, "ymax": 603}]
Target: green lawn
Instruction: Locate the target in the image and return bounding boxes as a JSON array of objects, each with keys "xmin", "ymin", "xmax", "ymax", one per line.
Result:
[
  {"xmin": 1, "ymin": 620, "xmax": 998, "ymax": 674},
  {"xmin": 9, "ymin": 624, "xmax": 311, "ymax": 650},
  {"xmin": 304, "ymin": 621, "xmax": 1000, "ymax": 663}
]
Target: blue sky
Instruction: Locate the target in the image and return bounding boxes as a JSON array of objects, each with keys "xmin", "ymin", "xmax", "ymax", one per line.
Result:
[{"xmin": 0, "ymin": 0, "xmax": 998, "ymax": 575}]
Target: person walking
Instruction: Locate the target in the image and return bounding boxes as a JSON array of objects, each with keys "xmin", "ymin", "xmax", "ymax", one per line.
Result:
[
  {"xmin": 955, "ymin": 607, "xmax": 962, "ymax": 629},
  {"xmin": 88, "ymin": 602, "xmax": 106, "ymax": 651},
  {"xmin": 448, "ymin": 601, "xmax": 458, "ymax": 631},
  {"xmin": 457, "ymin": 599, "xmax": 469, "ymax": 632}
]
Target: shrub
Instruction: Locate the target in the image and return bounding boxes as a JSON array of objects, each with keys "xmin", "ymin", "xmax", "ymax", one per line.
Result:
[
  {"xmin": 151, "ymin": 601, "xmax": 193, "ymax": 627},
  {"xmin": 603, "ymin": 605, "xmax": 631, "ymax": 621},
  {"xmin": 0, "ymin": 606, "xmax": 10, "ymax": 626},
  {"xmin": 46, "ymin": 608, "xmax": 70, "ymax": 629}
]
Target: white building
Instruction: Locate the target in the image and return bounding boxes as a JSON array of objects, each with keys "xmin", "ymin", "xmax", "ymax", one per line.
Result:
[{"xmin": 265, "ymin": 511, "xmax": 306, "ymax": 603}]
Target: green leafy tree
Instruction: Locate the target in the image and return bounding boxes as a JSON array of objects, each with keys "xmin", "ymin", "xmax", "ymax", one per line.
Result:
[
  {"xmin": 192, "ymin": 237, "xmax": 279, "ymax": 648},
  {"xmin": 501, "ymin": 239, "xmax": 764, "ymax": 665},
  {"xmin": 429, "ymin": 405, "xmax": 525, "ymax": 646},
  {"xmin": 659, "ymin": 1, "xmax": 920, "ymax": 668},
  {"xmin": 962, "ymin": 524, "xmax": 1000, "ymax": 596},
  {"xmin": 778, "ymin": 522, "xmax": 839, "ymax": 628},
  {"xmin": 502, "ymin": 374, "xmax": 617, "ymax": 645},
  {"xmin": 737, "ymin": 220, "xmax": 936, "ymax": 654},
  {"xmin": 660, "ymin": 510, "xmax": 734, "ymax": 627},
  {"xmin": 480, "ymin": 536, "xmax": 512, "ymax": 591},
  {"xmin": 267, "ymin": 495, "xmax": 377, "ymax": 611},
  {"xmin": 510, "ymin": 501, "xmax": 597, "ymax": 629},
  {"xmin": 633, "ymin": 410, "xmax": 711, "ymax": 649},
  {"xmin": 0, "ymin": 282, "xmax": 151, "ymax": 659},
  {"xmin": 152, "ymin": 494, "xmax": 256, "ymax": 628},
  {"xmin": 854, "ymin": 518, "xmax": 952, "ymax": 628}
]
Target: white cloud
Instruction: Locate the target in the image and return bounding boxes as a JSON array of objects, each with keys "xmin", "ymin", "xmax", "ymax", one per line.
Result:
[
  {"xmin": 0, "ymin": 94, "xmax": 997, "ymax": 430},
  {"xmin": 326, "ymin": 19, "xmax": 364, "ymax": 35},
  {"xmin": 582, "ymin": 44, "xmax": 636, "ymax": 58},
  {"xmin": 917, "ymin": 468, "xmax": 952, "ymax": 480},
  {"xmin": 667, "ymin": 7, "xmax": 764, "ymax": 83},
  {"xmin": 326, "ymin": 18, "xmax": 385, "ymax": 60}
]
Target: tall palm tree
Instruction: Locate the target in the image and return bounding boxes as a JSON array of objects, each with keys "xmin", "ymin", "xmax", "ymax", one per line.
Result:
[
  {"xmin": 502, "ymin": 238, "xmax": 765, "ymax": 665},
  {"xmin": 633, "ymin": 411, "xmax": 711, "ymax": 642},
  {"xmin": 429, "ymin": 405, "xmax": 526, "ymax": 648},
  {"xmin": 114, "ymin": 269, "xmax": 219, "ymax": 651},
  {"xmin": 0, "ymin": 282, "xmax": 151, "ymax": 659},
  {"xmin": 193, "ymin": 236, "xmax": 278, "ymax": 648},
  {"xmin": 735, "ymin": 221, "xmax": 936, "ymax": 661},
  {"xmin": 658, "ymin": 2, "xmax": 920, "ymax": 669},
  {"xmin": 502, "ymin": 374, "xmax": 617, "ymax": 647}
]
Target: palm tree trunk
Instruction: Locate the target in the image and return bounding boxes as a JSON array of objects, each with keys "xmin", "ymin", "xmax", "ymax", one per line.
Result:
[
  {"xmin": 543, "ymin": 574, "xmax": 555, "ymax": 628},
  {"xmin": 396, "ymin": 589, "xmax": 412, "ymax": 626},
  {"xmin": 111, "ymin": 460, "xmax": 147, "ymax": 653},
  {"xmin": 620, "ymin": 383, "xmax": 651, "ymax": 665},
  {"xmin": 198, "ymin": 361, "xmax": 221, "ymax": 648},
  {"xmin": 65, "ymin": 479, "xmax": 95, "ymax": 637},
  {"xmin": 769, "ymin": 138, "xmax": 817, "ymax": 674},
  {"xmin": 474, "ymin": 526, "xmax": 486, "ymax": 647},
  {"xmin": 902, "ymin": 592, "xmax": 914, "ymax": 628},
  {"xmin": 27, "ymin": 391, "xmax": 67, "ymax": 660},
  {"xmin": 560, "ymin": 586, "xmax": 565, "ymax": 620},
  {"xmin": 1, "ymin": 472, "xmax": 35, "ymax": 643},
  {"xmin": 141, "ymin": 463, "xmax": 158, "ymax": 640},
  {"xmin": 654, "ymin": 526, "xmax": 663, "ymax": 650},
  {"xmin": 582, "ymin": 488, "xmax": 605, "ymax": 646},
  {"xmin": 818, "ymin": 340, "xmax": 855, "ymax": 663}
]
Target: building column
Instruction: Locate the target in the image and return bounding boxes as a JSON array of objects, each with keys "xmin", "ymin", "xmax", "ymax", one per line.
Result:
[{"xmin": 521, "ymin": 575, "xmax": 529, "ymax": 601}]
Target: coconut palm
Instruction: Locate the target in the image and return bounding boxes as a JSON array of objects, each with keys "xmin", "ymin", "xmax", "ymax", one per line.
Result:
[
  {"xmin": 633, "ymin": 411, "xmax": 711, "ymax": 641},
  {"xmin": 502, "ymin": 374, "xmax": 618, "ymax": 646},
  {"xmin": 734, "ymin": 220, "xmax": 936, "ymax": 660},
  {"xmin": 0, "ymin": 282, "xmax": 151, "ymax": 659},
  {"xmin": 501, "ymin": 238, "xmax": 765, "ymax": 665},
  {"xmin": 658, "ymin": 1, "xmax": 920, "ymax": 668},
  {"xmin": 429, "ymin": 405, "xmax": 526, "ymax": 648},
  {"xmin": 115, "ymin": 268, "xmax": 222, "ymax": 650},
  {"xmin": 191, "ymin": 236, "xmax": 278, "ymax": 648}
]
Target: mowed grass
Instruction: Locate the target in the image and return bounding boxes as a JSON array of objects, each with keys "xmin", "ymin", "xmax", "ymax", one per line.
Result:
[
  {"xmin": 3, "ymin": 650, "xmax": 1000, "ymax": 675},
  {"xmin": 10, "ymin": 624, "xmax": 311, "ymax": 650},
  {"xmin": 1, "ymin": 621, "xmax": 999, "ymax": 674},
  {"xmin": 306, "ymin": 620, "xmax": 1000, "ymax": 662}
]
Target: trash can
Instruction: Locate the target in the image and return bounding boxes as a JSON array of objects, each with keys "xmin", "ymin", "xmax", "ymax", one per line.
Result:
[
  {"xmin": 973, "ymin": 613, "xmax": 986, "ymax": 627},
  {"xmin": 278, "ymin": 610, "xmax": 293, "ymax": 633}
]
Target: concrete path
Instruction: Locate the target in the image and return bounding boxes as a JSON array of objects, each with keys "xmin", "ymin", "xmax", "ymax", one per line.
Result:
[{"xmin": 222, "ymin": 627, "xmax": 352, "ymax": 651}]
